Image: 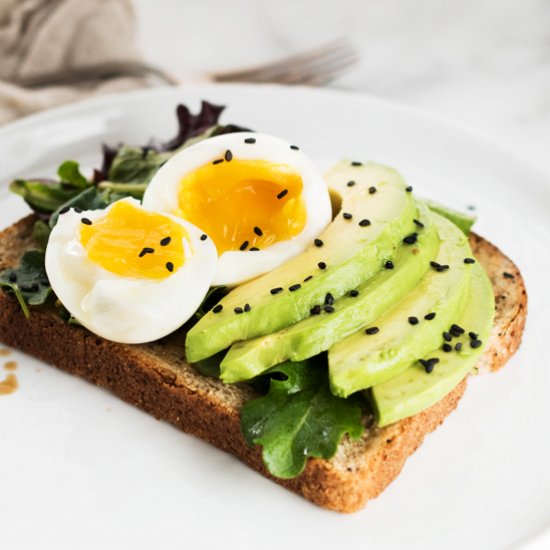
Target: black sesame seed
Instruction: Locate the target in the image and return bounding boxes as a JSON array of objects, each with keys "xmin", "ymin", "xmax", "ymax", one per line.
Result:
[
  {"xmin": 277, "ymin": 189, "xmax": 288, "ymax": 199},
  {"xmin": 212, "ymin": 304, "xmax": 223, "ymax": 314},
  {"xmin": 359, "ymin": 219, "xmax": 371, "ymax": 227},
  {"xmin": 310, "ymin": 305, "xmax": 322, "ymax": 315},
  {"xmin": 318, "ymin": 261, "xmax": 327, "ymax": 270},
  {"xmin": 253, "ymin": 226, "xmax": 263, "ymax": 237},
  {"xmin": 20, "ymin": 283, "xmax": 35, "ymax": 292},
  {"xmin": 403, "ymin": 233, "xmax": 418, "ymax": 245},
  {"xmin": 468, "ymin": 331, "xmax": 478, "ymax": 340},
  {"xmin": 450, "ymin": 324, "xmax": 465, "ymax": 335},
  {"xmin": 346, "ymin": 180, "xmax": 356, "ymax": 187},
  {"xmin": 239, "ymin": 240, "xmax": 249, "ymax": 251},
  {"xmin": 81, "ymin": 217, "xmax": 92, "ymax": 225},
  {"xmin": 224, "ymin": 149, "xmax": 233, "ymax": 162},
  {"xmin": 413, "ymin": 219, "xmax": 425, "ymax": 228},
  {"xmin": 314, "ymin": 238, "xmax": 324, "ymax": 247},
  {"xmin": 324, "ymin": 305, "xmax": 335, "ymax": 313},
  {"xmin": 244, "ymin": 137, "xmax": 256, "ymax": 144},
  {"xmin": 303, "ymin": 275, "xmax": 313, "ymax": 282},
  {"xmin": 250, "ymin": 247, "xmax": 260, "ymax": 251},
  {"xmin": 349, "ymin": 290, "xmax": 359, "ymax": 297},
  {"xmin": 503, "ymin": 272, "xmax": 515, "ymax": 279},
  {"xmin": 408, "ymin": 316, "xmax": 419, "ymax": 325},
  {"xmin": 470, "ymin": 339, "xmax": 483, "ymax": 349},
  {"xmin": 351, "ymin": 161, "xmax": 363, "ymax": 167},
  {"xmin": 8, "ymin": 272, "xmax": 17, "ymax": 283},
  {"xmin": 139, "ymin": 247, "xmax": 155, "ymax": 257},
  {"xmin": 289, "ymin": 283, "xmax": 301, "ymax": 292},
  {"xmin": 443, "ymin": 343, "xmax": 452, "ymax": 353},
  {"xmin": 290, "ymin": 144, "xmax": 300, "ymax": 150},
  {"xmin": 384, "ymin": 260, "xmax": 395, "ymax": 270},
  {"xmin": 443, "ymin": 332, "xmax": 452, "ymax": 342},
  {"xmin": 40, "ymin": 279, "xmax": 50, "ymax": 286},
  {"xmin": 420, "ymin": 358, "xmax": 439, "ymax": 373},
  {"xmin": 166, "ymin": 262, "xmax": 174, "ymax": 272},
  {"xmin": 270, "ymin": 287, "xmax": 283, "ymax": 295},
  {"xmin": 234, "ymin": 307, "xmax": 244, "ymax": 314},
  {"xmin": 160, "ymin": 236, "xmax": 171, "ymax": 246},
  {"xmin": 244, "ymin": 303, "xmax": 251, "ymax": 312},
  {"xmin": 464, "ymin": 257, "xmax": 476, "ymax": 264},
  {"xmin": 200, "ymin": 234, "xmax": 208, "ymax": 241},
  {"xmin": 365, "ymin": 327, "xmax": 379, "ymax": 335},
  {"xmin": 430, "ymin": 261, "xmax": 449, "ymax": 272},
  {"xmin": 455, "ymin": 342, "xmax": 463, "ymax": 351},
  {"xmin": 369, "ymin": 186, "xmax": 377, "ymax": 195},
  {"xmin": 74, "ymin": 207, "xmax": 82, "ymax": 213},
  {"xmin": 212, "ymin": 158, "xmax": 224, "ymax": 165},
  {"xmin": 424, "ymin": 312, "xmax": 436, "ymax": 321},
  {"xmin": 325, "ymin": 293, "xmax": 335, "ymax": 306},
  {"xmin": 343, "ymin": 212, "xmax": 353, "ymax": 220},
  {"xmin": 59, "ymin": 206, "xmax": 70, "ymax": 215},
  {"xmin": 405, "ymin": 186, "xmax": 413, "ymax": 193}
]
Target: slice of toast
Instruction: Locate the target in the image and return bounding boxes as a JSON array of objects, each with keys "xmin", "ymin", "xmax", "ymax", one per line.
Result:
[{"xmin": 0, "ymin": 215, "xmax": 527, "ymax": 512}]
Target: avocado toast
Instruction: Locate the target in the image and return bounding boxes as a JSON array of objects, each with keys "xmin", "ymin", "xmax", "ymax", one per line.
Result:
[{"xmin": 0, "ymin": 102, "xmax": 527, "ymax": 512}]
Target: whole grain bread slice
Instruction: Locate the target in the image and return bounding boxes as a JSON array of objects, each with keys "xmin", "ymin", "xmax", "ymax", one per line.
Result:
[{"xmin": 0, "ymin": 215, "xmax": 527, "ymax": 512}]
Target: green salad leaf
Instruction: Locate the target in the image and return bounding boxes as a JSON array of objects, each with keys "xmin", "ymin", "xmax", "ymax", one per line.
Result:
[
  {"xmin": 0, "ymin": 251, "xmax": 52, "ymax": 318},
  {"xmin": 107, "ymin": 146, "xmax": 171, "ymax": 187},
  {"xmin": 9, "ymin": 178, "xmax": 81, "ymax": 214},
  {"xmin": 49, "ymin": 187, "xmax": 113, "ymax": 228},
  {"xmin": 57, "ymin": 160, "xmax": 89, "ymax": 189},
  {"xmin": 425, "ymin": 200, "xmax": 476, "ymax": 235},
  {"xmin": 31, "ymin": 220, "xmax": 51, "ymax": 251},
  {"xmin": 241, "ymin": 359, "xmax": 364, "ymax": 478}
]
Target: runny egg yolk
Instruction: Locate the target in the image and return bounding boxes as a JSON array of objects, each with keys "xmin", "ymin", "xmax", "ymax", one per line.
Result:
[
  {"xmin": 80, "ymin": 201, "xmax": 187, "ymax": 279},
  {"xmin": 178, "ymin": 160, "xmax": 307, "ymax": 254}
]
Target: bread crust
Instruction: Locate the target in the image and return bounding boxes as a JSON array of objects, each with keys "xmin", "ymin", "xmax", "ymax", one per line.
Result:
[{"xmin": 0, "ymin": 216, "xmax": 527, "ymax": 512}]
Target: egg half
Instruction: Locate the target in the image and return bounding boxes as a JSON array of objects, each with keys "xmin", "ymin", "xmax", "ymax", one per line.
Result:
[
  {"xmin": 142, "ymin": 132, "xmax": 332, "ymax": 285},
  {"xmin": 45, "ymin": 198, "xmax": 217, "ymax": 344}
]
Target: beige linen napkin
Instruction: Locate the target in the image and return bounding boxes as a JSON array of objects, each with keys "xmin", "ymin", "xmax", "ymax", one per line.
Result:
[{"xmin": 0, "ymin": 0, "xmax": 150, "ymax": 125}]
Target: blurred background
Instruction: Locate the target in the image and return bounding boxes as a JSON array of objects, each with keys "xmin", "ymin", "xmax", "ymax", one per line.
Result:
[{"xmin": 1, "ymin": 0, "xmax": 548, "ymax": 170}]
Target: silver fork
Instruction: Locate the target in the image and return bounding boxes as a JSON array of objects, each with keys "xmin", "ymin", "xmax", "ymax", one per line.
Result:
[{"xmin": 10, "ymin": 39, "xmax": 359, "ymax": 88}]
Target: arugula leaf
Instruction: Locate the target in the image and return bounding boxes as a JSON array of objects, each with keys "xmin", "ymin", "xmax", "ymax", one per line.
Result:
[
  {"xmin": 9, "ymin": 178, "xmax": 82, "ymax": 214},
  {"xmin": 49, "ymin": 187, "xmax": 113, "ymax": 228},
  {"xmin": 241, "ymin": 359, "xmax": 364, "ymax": 479},
  {"xmin": 425, "ymin": 200, "xmax": 477, "ymax": 235},
  {"xmin": 108, "ymin": 146, "xmax": 171, "ymax": 185},
  {"xmin": 0, "ymin": 251, "xmax": 51, "ymax": 318},
  {"xmin": 57, "ymin": 160, "xmax": 88, "ymax": 189},
  {"xmin": 32, "ymin": 220, "xmax": 51, "ymax": 251}
]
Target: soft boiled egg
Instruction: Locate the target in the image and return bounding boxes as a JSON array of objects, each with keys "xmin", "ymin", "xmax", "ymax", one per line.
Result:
[
  {"xmin": 142, "ymin": 132, "xmax": 332, "ymax": 285},
  {"xmin": 45, "ymin": 197, "xmax": 217, "ymax": 344}
]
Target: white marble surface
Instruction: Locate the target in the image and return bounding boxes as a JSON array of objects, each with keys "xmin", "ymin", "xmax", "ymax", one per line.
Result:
[{"xmin": 133, "ymin": 0, "xmax": 550, "ymax": 173}]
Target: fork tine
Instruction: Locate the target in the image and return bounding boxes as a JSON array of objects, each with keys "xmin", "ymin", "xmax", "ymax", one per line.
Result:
[
  {"xmin": 239, "ymin": 45, "xmax": 358, "ymax": 84},
  {"xmin": 266, "ymin": 50, "xmax": 360, "ymax": 86},
  {"xmin": 213, "ymin": 38, "xmax": 352, "ymax": 81},
  {"xmin": 212, "ymin": 38, "xmax": 359, "ymax": 85}
]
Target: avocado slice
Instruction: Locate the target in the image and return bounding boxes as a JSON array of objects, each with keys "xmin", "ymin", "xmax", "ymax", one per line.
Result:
[
  {"xmin": 328, "ymin": 213, "xmax": 473, "ymax": 397},
  {"xmin": 370, "ymin": 262, "xmax": 495, "ymax": 427},
  {"xmin": 425, "ymin": 200, "xmax": 476, "ymax": 235},
  {"xmin": 220, "ymin": 205, "xmax": 439, "ymax": 383},
  {"xmin": 186, "ymin": 162, "xmax": 417, "ymax": 363}
]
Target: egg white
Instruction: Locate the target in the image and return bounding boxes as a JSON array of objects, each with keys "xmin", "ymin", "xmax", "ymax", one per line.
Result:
[
  {"xmin": 142, "ymin": 132, "xmax": 332, "ymax": 286},
  {"xmin": 45, "ymin": 198, "xmax": 218, "ymax": 344}
]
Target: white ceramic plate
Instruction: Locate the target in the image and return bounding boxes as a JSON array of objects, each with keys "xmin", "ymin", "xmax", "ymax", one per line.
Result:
[{"xmin": 0, "ymin": 85, "xmax": 549, "ymax": 550}]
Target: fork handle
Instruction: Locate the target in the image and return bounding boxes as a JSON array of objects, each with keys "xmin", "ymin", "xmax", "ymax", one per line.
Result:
[{"xmin": 8, "ymin": 61, "xmax": 180, "ymax": 88}]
